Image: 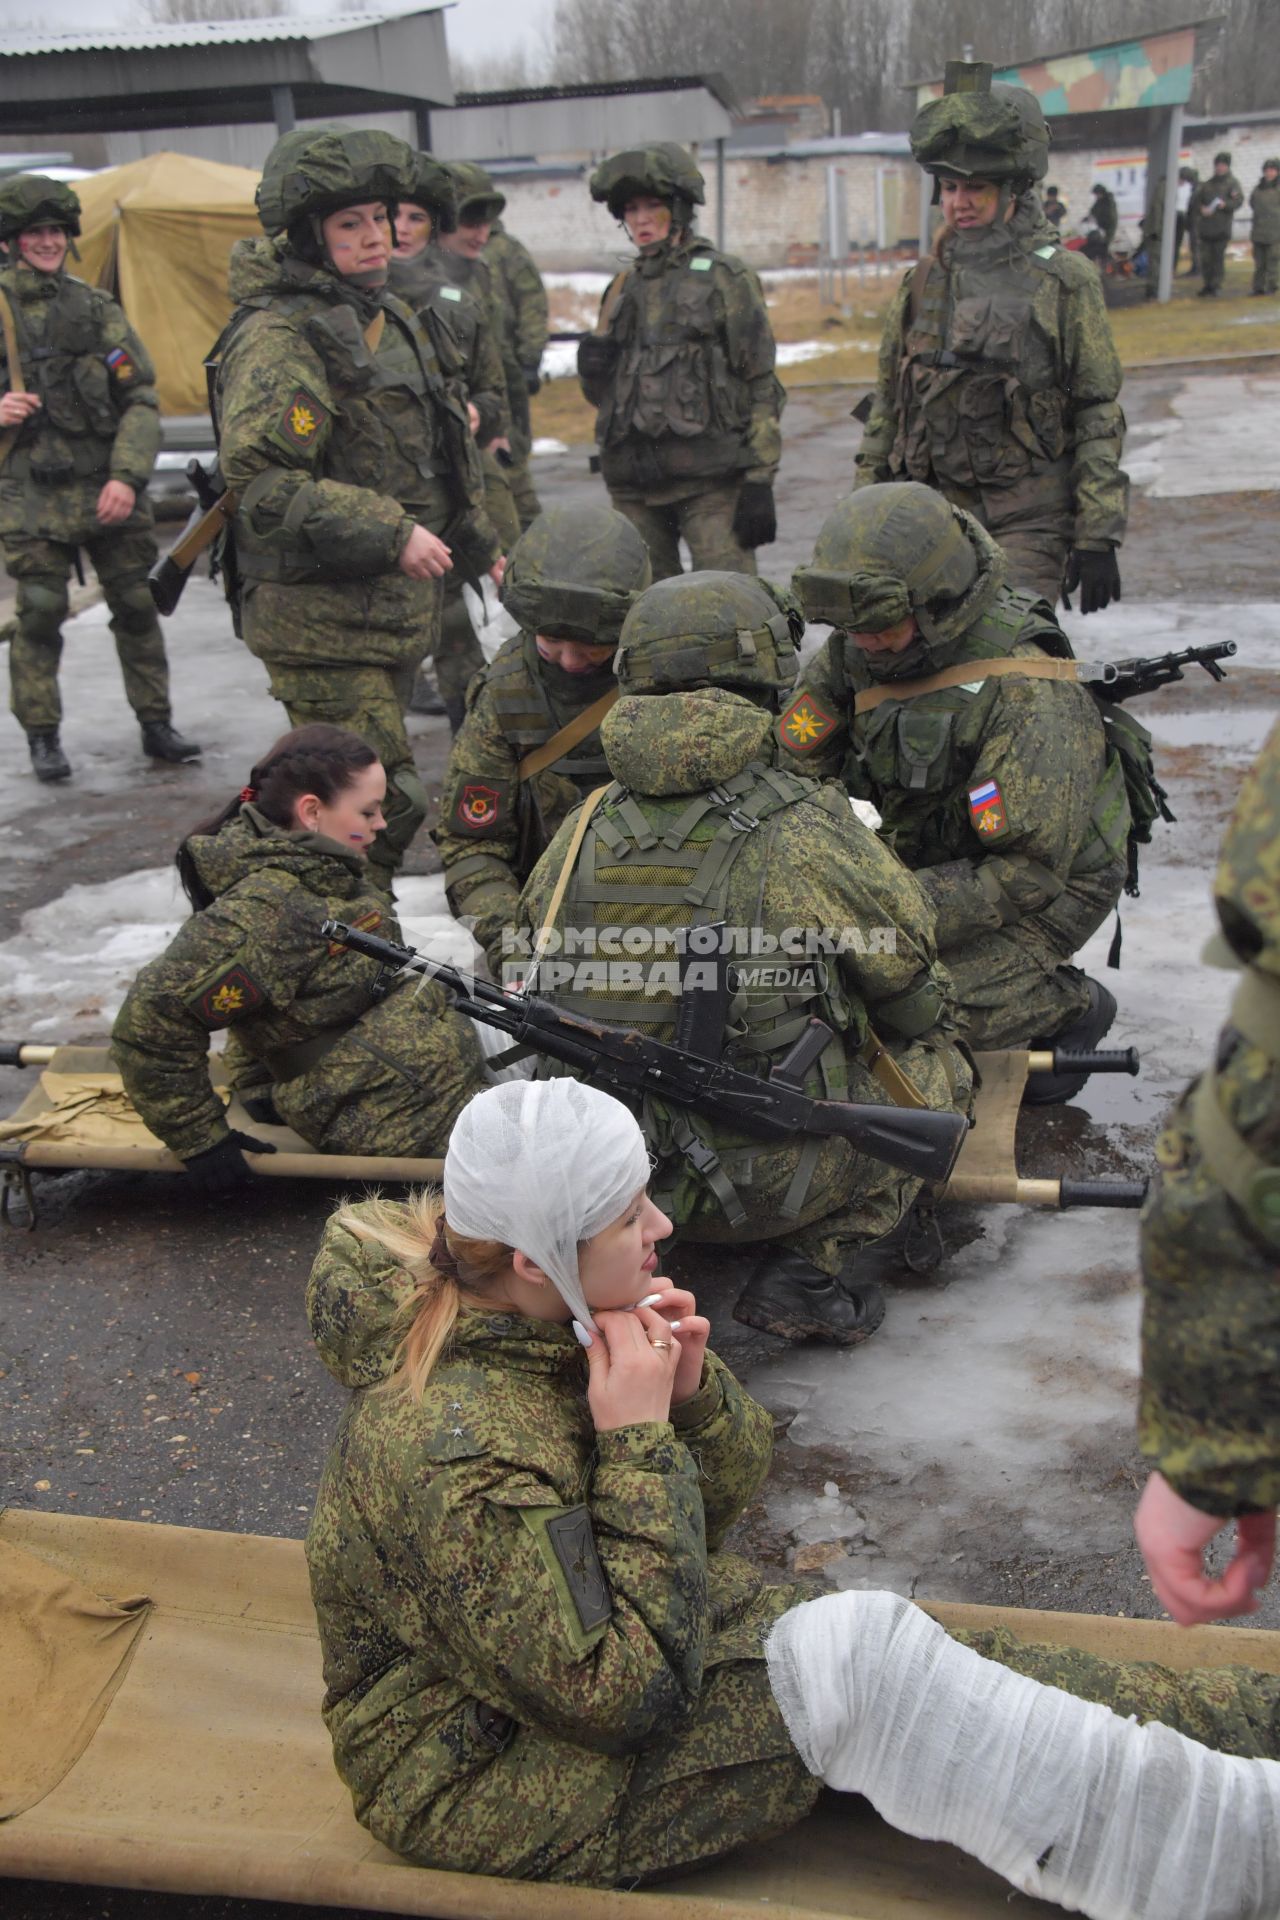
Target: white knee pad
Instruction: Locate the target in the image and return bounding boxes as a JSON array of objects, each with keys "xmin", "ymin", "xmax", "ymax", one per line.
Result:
[{"xmin": 766, "ymin": 1590, "xmax": 1280, "ymax": 1920}]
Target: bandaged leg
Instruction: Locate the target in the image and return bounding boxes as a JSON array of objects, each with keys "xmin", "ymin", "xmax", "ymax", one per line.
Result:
[{"xmin": 766, "ymin": 1591, "xmax": 1280, "ymax": 1920}]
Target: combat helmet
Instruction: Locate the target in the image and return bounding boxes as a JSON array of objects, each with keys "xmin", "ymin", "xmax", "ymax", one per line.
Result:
[
  {"xmin": 1263, "ymin": 157, "xmax": 1280, "ymax": 172},
  {"xmin": 793, "ymin": 483, "xmax": 1005, "ymax": 658},
  {"xmin": 589, "ymin": 144, "xmax": 706, "ymax": 229},
  {"xmin": 402, "ymin": 151, "xmax": 458, "ymax": 233},
  {"xmin": 256, "ymin": 126, "xmax": 417, "ymax": 239},
  {"xmin": 910, "ymin": 60, "xmax": 1050, "ymax": 199},
  {"xmin": 500, "ymin": 505, "xmax": 652, "ymax": 647},
  {"xmin": 0, "ymin": 174, "xmax": 81, "ymax": 246},
  {"xmin": 446, "ymin": 162, "xmax": 506, "ymax": 225},
  {"xmin": 614, "ymin": 572, "xmax": 801, "ymax": 706}
]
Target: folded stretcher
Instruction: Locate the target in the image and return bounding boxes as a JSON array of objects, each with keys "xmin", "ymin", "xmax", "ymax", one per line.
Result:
[{"xmin": 3, "ymin": 1506, "xmax": 1277, "ymax": 1920}]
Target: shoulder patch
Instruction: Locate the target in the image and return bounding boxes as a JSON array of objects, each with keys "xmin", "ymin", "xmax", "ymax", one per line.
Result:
[
  {"xmin": 690, "ymin": 256, "xmax": 713, "ymax": 271},
  {"xmin": 454, "ymin": 778, "xmax": 510, "ymax": 834},
  {"xmin": 968, "ymin": 779, "xmax": 1008, "ymax": 839},
  {"xmin": 279, "ymin": 387, "xmax": 330, "ymax": 449},
  {"xmin": 190, "ymin": 962, "xmax": 267, "ymax": 1028},
  {"xmin": 1034, "ymin": 244, "xmax": 1057, "ymax": 259},
  {"xmin": 778, "ymin": 690, "xmax": 838, "ymax": 754},
  {"xmin": 440, "ymin": 285, "xmax": 463, "ymax": 301},
  {"xmin": 544, "ymin": 1508, "xmax": 611, "ymax": 1633},
  {"xmin": 104, "ymin": 345, "xmax": 137, "ymax": 384}
]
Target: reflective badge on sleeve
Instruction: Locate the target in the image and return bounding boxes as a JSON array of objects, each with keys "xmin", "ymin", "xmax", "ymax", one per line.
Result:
[
  {"xmin": 192, "ymin": 963, "xmax": 267, "ymax": 1028},
  {"xmin": 968, "ymin": 778, "xmax": 1008, "ymax": 837},
  {"xmin": 778, "ymin": 691, "xmax": 837, "ymax": 754}
]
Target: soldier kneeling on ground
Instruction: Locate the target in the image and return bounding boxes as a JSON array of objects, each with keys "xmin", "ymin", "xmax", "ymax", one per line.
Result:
[
  {"xmin": 112, "ymin": 725, "xmax": 498, "ymax": 1192},
  {"xmin": 781, "ymin": 484, "xmax": 1129, "ymax": 1101},
  {"xmin": 517, "ymin": 570, "xmax": 973, "ymax": 1345},
  {"xmin": 434, "ymin": 502, "xmax": 651, "ymax": 981}
]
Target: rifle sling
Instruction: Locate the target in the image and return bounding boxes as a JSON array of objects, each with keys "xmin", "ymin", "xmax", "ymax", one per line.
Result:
[
  {"xmin": 0, "ymin": 286, "xmax": 27, "ymax": 474},
  {"xmin": 858, "ymin": 1026, "xmax": 930, "ymax": 1109},
  {"xmin": 517, "ymin": 689, "xmax": 619, "ymax": 782},
  {"xmin": 853, "ymin": 657, "xmax": 1081, "ymax": 713},
  {"xmin": 529, "ymin": 783, "xmax": 611, "ymax": 971}
]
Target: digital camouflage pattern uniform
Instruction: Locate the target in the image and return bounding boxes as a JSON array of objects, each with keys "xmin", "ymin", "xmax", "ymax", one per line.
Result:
[
  {"xmin": 435, "ymin": 504, "xmax": 651, "ymax": 978},
  {"xmin": 784, "ymin": 487, "xmax": 1129, "ymax": 1050},
  {"xmin": 578, "ymin": 145, "xmax": 783, "ymax": 582},
  {"xmin": 112, "ymin": 807, "xmax": 488, "ymax": 1162},
  {"xmin": 486, "ymin": 216, "xmax": 549, "ymax": 530},
  {"xmin": 855, "ymin": 87, "xmax": 1127, "ymax": 604},
  {"xmin": 216, "ymin": 130, "xmax": 497, "ymax": 886},
  {"xmin": 1193, "ymin": 160, "xmax": 1244, "ymax": 294},
  {"xmin": 1250, "ymin": 163, "xmax": 1280, "ymax": 296},
  {"xmin": 304, "ymin": 1203, "xmax": 1280, "ymax": 1889},
  {"xmin": 518, "ymin": 573, "xmax": 972, "ymax": 1281},
  {"xmin": 1139, "ymin": 718, "xmax": 1280, "ymax": 1519},
  {"xmin": 0, "ymin": 181, "xmax": 178, "ymax": 744}
]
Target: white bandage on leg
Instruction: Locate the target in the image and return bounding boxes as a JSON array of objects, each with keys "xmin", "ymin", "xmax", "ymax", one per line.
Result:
[{"xmin": 765, "ymin": 1591, "xmax": 1280, "ymax": 1920}]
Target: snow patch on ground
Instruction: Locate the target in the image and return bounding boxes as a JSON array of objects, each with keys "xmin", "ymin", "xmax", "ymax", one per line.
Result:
[
  {"xmin": 531, "ymin": 437, "xmax": 569, "ymax": 455},
  {"xmin": 1124, "ymin": 373, "xmax": 1280, "ymax": 496}
]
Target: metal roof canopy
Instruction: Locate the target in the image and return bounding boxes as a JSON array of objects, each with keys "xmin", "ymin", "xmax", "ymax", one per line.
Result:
[
  {"xmin": 907, "ymin": 19, "xmax": 1225, "ymax": 302},
  {"xmin": 431, "ymin": 76, "xmax": 734, "ymax": 162},
  {"xmin": 0, "ymin": 7, "xmax": 454, "ymax": 137}
]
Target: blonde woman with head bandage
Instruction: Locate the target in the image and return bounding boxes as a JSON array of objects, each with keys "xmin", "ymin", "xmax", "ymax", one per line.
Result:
[{"xmin": 304, "ymin": 1080, "xmax": 1280, "ymax": 1912}]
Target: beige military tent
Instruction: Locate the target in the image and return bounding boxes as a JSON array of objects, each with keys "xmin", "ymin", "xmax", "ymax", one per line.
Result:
[{"xmin": 74, "ymin": 152, "xmax": 261, "ymax": 417}]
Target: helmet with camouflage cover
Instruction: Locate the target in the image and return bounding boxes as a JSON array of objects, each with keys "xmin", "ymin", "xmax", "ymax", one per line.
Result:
[
  {"xmin": 256, "ymin": 126, "xmax": 417, "ymax": 239},
  {"xmin": 793, "ymin": 483, "xmax": 1005, "ymax": 660},
  {"xmin": 614, "ymin": 572, "xmax": 802, "ymax": 706},
  {"xmin": 1264, "ymin": 157, "xmax": 1280, "ymax": 172},
  {"xmin": 589, "ymin": 144, "xmax": 706, "ymax": 229},
  {"xmin": 402, "ymin": 151, "xmax": 458, "ymax": 233},
  {"xmin": 910, "ymin": 61, "xmax": 1050, "ymax": 191},
  {"xmin": 0, "ymin": 174, "xmax": 81, "ymax": 245},
  {"xmin": 446, "ymin": 161, "xmax": 506, "ymax": 226},
  {"xmin": 500, "ymin": 505, "xmax": 652, "ymax": 648}
]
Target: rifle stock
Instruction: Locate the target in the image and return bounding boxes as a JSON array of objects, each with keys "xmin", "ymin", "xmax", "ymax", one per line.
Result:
[
  {"xmin": 148, "ymin": 471, "xmax": 238, "ymax": 616},
  {"xmin": 320, "ymin": 918, "xmax": 970, "ymax": 1188}
]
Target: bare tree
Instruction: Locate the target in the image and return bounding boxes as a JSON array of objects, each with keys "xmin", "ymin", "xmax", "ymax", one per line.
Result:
[{"xmin": 143, "ymin": 0, "xmax": 292, "ymax": 22}]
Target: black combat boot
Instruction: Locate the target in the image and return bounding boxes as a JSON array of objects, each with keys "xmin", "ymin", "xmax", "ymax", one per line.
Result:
[
  {"xmin": 28, "ymin": 729, "xmax": 71, "ymax": 781},
  {"xmin": 408, "ymin": 663, "xmax": 446, "ymax": 715},
  {"xmin": 141, "ymin": 720, "xmax": 202, "ymax": 762},
  {"xmin": 1024, "ymin": 976, "xmax": 1118, "ymax": 1106},
  {"xmin": 734, "ymin": 1249, "xmax": 886, "ymax": 1345}
]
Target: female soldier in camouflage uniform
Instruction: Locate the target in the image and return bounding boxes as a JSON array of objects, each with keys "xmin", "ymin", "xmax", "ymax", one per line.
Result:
[
  {"xmin": 304, "ymin": 1079, "xmax": 1280, "ymax": 1895},
  {"xmin": 215, "ymin": 128, "xmax": 500, "ymax": 888},
  {"xmin": 434, "ymin": 503, "xmax": 651, "ymax": 980},
  {"xmin": 855, "ymin": 70, "xmax": 1127, "ymax": 614},
  {"xmin": 112, "ymin": 725, "xmax": 489, "ymax": 1192},
  {"xmin": 0, "ymin": 174, "xmax": 199, "ymax": 781},
  {"xmin": 577, "ymin": 143, "xmax": 784, "ymax": 580}
]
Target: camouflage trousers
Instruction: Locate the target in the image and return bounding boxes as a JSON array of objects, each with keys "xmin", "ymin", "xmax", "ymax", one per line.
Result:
[
  {"xmin": 609, "ymin": 480, "xmax": 758, "ymax": 583},
  {"xmin": 267, "ymin": 663, "xmax": 427, "ymax": 887},
  {"xmin": 1201, "ymin": 236, "xmax": 1230, "ymax": 292},
  {"xmin": 5, "ymin": 526, "xmax": 171, "ymax": 733},
  {"xmin": 1253, "ymin": 241, "xmax": 1279, "ymax": 294},
  {"xmin": 432, "ymin": 454, "xmax": 521, "ymax": 717},
  {"xmin": 503, "ymin": 383, "xmax": 542, "ymax": 531},
  {"xmin": 937, "ymin": 478, "xmax": 1072, "ymax": 606}
]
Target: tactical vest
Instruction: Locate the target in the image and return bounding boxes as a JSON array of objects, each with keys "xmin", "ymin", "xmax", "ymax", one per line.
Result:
[
  {"xmin": 848, "ymin": 588, "xmax": 1130, "ymax": 879},
  {"xmin": 596, "ymin": 241, "xmax": 750, "ymax": 490},
  {"xmin": 215, "ymin": 287, "xmax": 478, "ymax": 586},
  {"xmin": 0, "ymin": 269, "xmax": 123, "ymax": 484},
  {"xmin": 891, "ymin": 230, "xmax": 1073, "ymax": 496},
  {"xmin": 539, "ymin": 761, "xmax": 857, "ymax": 1224},
  {"xmin": 486, "ymin": 635, "xmax": 613, "ymax": 789}
]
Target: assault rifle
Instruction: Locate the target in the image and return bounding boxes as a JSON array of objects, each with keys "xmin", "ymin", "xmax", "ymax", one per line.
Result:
[
  {"xmin": 148, "ymin": 460, "xmax": 238, "ymax": 616},
  {"xmin": 320, "ymin": 919, "xmax": 971, "ymax": 1186},
  {"xmin": 1077, "ymin": 640, "xmax": 1236, "ymax": 702}
]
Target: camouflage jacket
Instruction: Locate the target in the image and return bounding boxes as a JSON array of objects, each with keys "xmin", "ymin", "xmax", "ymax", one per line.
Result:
[
  {"xmin": 854, "ymin": 197, "xmax": 1128, "ymax": 551},
  {"xmin": 112, "ymin": 811, "xmax": 399, "ymax": 1159},
  {"xmin": 580, "ymin": 233, "xmax": 784, "ymax": 494},
  {"xmin": 1251, "ymin": 179, "xmax": 1280, "ymax": 245},
  {"xmin": 434, "ymin": 631, "xmax": 617, "ymax": 977},
  {"xmin": 774, "ymin": 581, "xmax": 1129, "ymax": 950},
  {"xmin": 304, "ymin": 1200, "xmax": 805, "ymax": 1880},
  {"xmin": 387, "ymin": 250, "xmax": 511, "ymax": 446},
  {"xmin": 1192, "ymin": 172, "xmax": 1244, "ymax": 240},
  {"xmin": 1140, "ymin": 719, "xmax": 1280, "ymax": 1515},
  {"xmin": 0, "ymin": 262, "xmax": 159, "ymax": 540},
  {"xmin": 216, "ymin": 237, "xmax": 496, "ymax": 628},
  {"xmin": 486, "ymin": 222, "xmax": 550, "ymax": 373},
  {"xmin": 518, "ymin": 688, "xmax": 968, "ymax": 1240}
]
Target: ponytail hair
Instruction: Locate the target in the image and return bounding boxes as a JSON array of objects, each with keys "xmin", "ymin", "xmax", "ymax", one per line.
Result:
[
  {"xmin": 176, "ymin": 724, "xmax": 379, "ymax": 909},
  {"xmin": 332, "ymin": 1188, "xmax": 516, "ymax": 1402}
]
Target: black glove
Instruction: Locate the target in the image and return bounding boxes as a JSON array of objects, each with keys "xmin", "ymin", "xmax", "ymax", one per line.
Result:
[
  {"xmin": 731, "ymin": 480, "xmax": 777, "ymax": 550},
  {"xmin": 576, "ymin": 335, "xmax": 617, "ymax": 386},
  {"xmin": 183, "ymin": 1129, "xmax": 276, "ymax": 1194},
  {"xmin": 522, "ymin": 362, "xmax": 542, "ymax": 397},
  {"xmin": 1061, "ymin": 547, "xmax": 1121, "ymax": 615}
]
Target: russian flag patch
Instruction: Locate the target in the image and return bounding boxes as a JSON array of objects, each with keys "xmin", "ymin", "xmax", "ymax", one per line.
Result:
[{"xmin": 968, "ymin": 778, "xmax": 1007, "ymax": 837}]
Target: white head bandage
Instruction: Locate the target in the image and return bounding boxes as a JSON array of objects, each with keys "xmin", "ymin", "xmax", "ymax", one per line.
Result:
[{"xmin": 442, "ymin": 1080, "xmax": 651, "ymax": 1328}]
